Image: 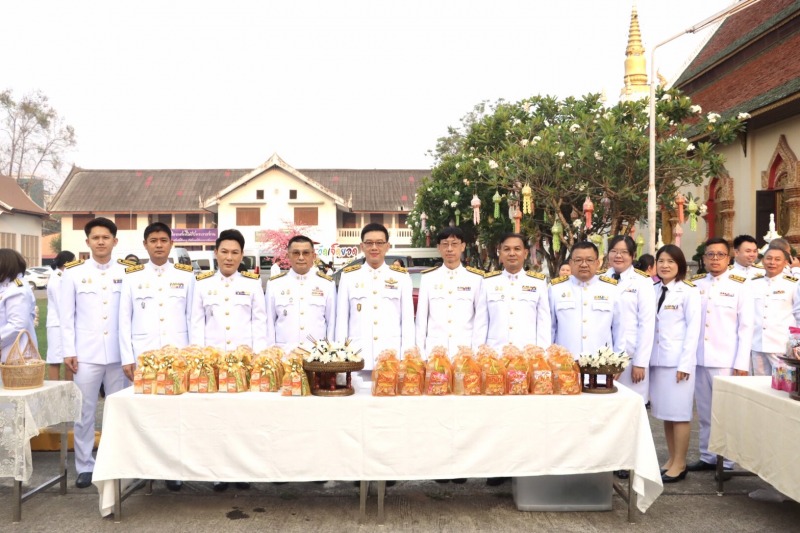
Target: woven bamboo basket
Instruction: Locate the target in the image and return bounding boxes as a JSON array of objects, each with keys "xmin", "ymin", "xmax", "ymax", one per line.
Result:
[{"xmin": 1, "ymin": 330, "xmax": 45, "ymax": 390}]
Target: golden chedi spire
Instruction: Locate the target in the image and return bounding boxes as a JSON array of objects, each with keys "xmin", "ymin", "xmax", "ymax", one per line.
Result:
[{"xmin": 620, "ymin": 2, "xmax": 649, "ymax": 102}]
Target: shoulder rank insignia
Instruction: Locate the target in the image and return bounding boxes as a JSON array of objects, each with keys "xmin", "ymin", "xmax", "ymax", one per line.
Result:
[
  {"xmin": 421, "ymin": 265, "xmax": 441, "ymax": 274},
  {"xmin": 729, "ymin": 274, "xmax": 746, "ymax": 283},
  {"xmin": 241, "ymin": 271, "xmax": 260, "ymax": 280},
  {"xmin": 117, "ymin": 258, "xmax": 137, "ymax": 267},
  {"xmin": 174, "ymin": 263, "xmax": 193, "ymax": 272},
  {"xmin": 526, "ymin": 270, "xmax": 546, "ymax": 280},
  {"xmin": 682, "ymin": 279, "xmax": 696, "ymax": 288},
  {"xmin": 753, "ymin": 263, "xmax": 765, "ymax": 269},
  {"xmin": 390, "ymin": 264, "xmax": 408, "ymax": 274},
  {"xmin": 691, "ymin": 273, "xmax": 706, "ymax": 282},
  {"xmin": 550, "ymin": 275, "xmax": 569, "ymax": 286},
  {"xmin": 15, "ymin": 278, "xmax": 23, "ymax": 287},
  {"xmin": 125, "ymin": 264, "xmax": 145, "ymax": 274},
  {"xmin": 784, "ymin": 275, "xmax": 798, "ymax": 283},
  {"xmin": 483, "ymin": 270, "xmax": 502, "ymax": 279},
  {"xmin": 196, "ymin": 270, "xmax": 215, "ymax": 281},
  {"xmin": 65, "ymin": 259, "xmax": 84, "ymax": 269},
  {"xmin": 343, "ymin": 264, "xmax": 362, "ymax": 274},
  {"xmin": 599, "ymin": 275, "xmax": 618, "ymax": 285},
  {"xmin": 316, "ymin": 270, "xmax": 333, "ymax": 282},
  {"xmin": 727, "ymin": 265, "xmax": 733, "ymax": 270},
  {"xmin": 466, "ymin": 266, "xmax": 484, "ymax": 276},
  {"xmin": 751, "ymin": 274, "xmax": 765, "ymax": 280},
  {"xmin": 270, "ymin": 271, "xmax": 287, "ymax": 281},
  {"xmin": 634, "ymin": 268, "xmax": 649, "ymax": 278}
]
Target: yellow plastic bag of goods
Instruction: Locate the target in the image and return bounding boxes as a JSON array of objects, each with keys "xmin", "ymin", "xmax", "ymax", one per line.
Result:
[
  {"xmin": 476, "ymin": 344, "xmax": 505, "ymax": 395},
  {"xmin": 425, "ymin": 346, "xmax": 452, "ymax": 395},
  {"xmin": 452, "ymin": 346, "xmax": 481, "ymax": 396},
  {"xmin": 372, "ymin": 349, "xmax": 399, "ymax": 396},
  {"xmin": 398, "ymin": 347, "xmax": 425, "ymax": 396}
]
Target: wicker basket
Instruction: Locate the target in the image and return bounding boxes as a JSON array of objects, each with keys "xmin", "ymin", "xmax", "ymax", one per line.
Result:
[
  {"xmin": 303, "ymin": 360, "xmax": 365, "ymax": 373},
  {"xmin": 1, "ymin": 330, "xmax": 45, "ymax": 390}
]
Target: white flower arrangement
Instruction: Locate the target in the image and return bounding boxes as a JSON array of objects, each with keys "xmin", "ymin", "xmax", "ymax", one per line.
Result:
[
  {"xmin": 707, "ymin": 112, "xmax": 721, "ymax": 123},
  {"xmin": 690, "ymin": 104, "xmax": 702, "ymax": 113},
  {"xmin": 578, "ymin": 345, "xmax": 630, "ymax": 370},
  {"xmin": 304, "ymin": 338, "xmax": 362, "ymax": 364},
  {"xmin": 737, "ymin": 112, "xmax": 751, "ymax": 120}
]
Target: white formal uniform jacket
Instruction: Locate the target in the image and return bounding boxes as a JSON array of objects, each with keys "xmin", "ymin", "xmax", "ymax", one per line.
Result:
[
  {"xmin": 0, "ymin": 278, "xmax": 37, "ymax": 363},
  {"xmin": 549, "ymin": 275, "xmax": 621, "ymax": 358},
  {"xmin": 731, "ymin": 261, "xmax": 764, "ymax": 280},
  {"xmin": 45, "ymin": 271, "xmax": 62, "ymax": 328},
  {"xmin": 416, "ymin": 264, "xmax": 483, "ymax": 356},
  {"xmin": 265, "ymin": 269, "xmax": 336, "ymax": 352},
  {"xmin": 751, "ymin": 273, "xmax": 800, "ymax": 353},
  {"xmin": 119, "ymin": 262, "xmax": 195, "ymax": 366},
  {"xmin": 60, "ymin": 258, "xmax": 125, "ymax": 364},
  {"xmin": 190, "ymin": 270, "xmax": 268, "ymax": 352},
  {"xmin": 604, "ymin": 267, "xmax": 656, "ymax": 368},
  {"xmin": 474, "ymin": 269, "xmax": 551, "ymax": 350},
  {"xmin": 335, "ymin": 263, "xmax": 414, "ymax": 370},
  {"xmin": 693, "ymin": 271, "xmax": 754, "ymax": 371},
  {"xmin": 650, "ymin": 279, "xmax": 700, "ymax": 374}
]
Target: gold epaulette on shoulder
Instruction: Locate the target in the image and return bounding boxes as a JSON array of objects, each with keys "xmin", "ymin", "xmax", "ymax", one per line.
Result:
[
  {"xmin": 599, "ymin": 275, "xmax": 618, "ymax": 285},
  {"xmin": 550, "ymin": 275, "xmax": 569, "ymax": 286},
  {"xmin": 729, "ymin": 274, "xmax": 746, "ymax": 283},
  {"xmin": 422, "ymin": 265, "xmax": 441, "ymax": 274},
  {"xmin": 316, "ymin": 270, "xmax": 333, "ymax": 282},
  {"xmin": 751, "ymin": 274, "xmax": 765, "ymax": 280},
  {"xmin": 196, "ymin": 270, "xmax": 215, "ymax": 281},
  {"xmin": 784, "ymin": 275, "xmax": 798, "ymax": 283},
  {"xmin": 343, "ymin": 264, "xmax": 361, "ymax": 274},
  {"xmin": 15, "ymin": 278, "xmax": 22, "ymax": 287},
  {"xmin": 390, "ymin": 264, "xmax": 408, "ymax": 274},
  {"xmin": 634, "ymin": 268, "xmax": 649, "ymax": 278},
  {"xmin": 466, "ymin": 266, "xmax": 484, "ymax": 276},
  {"xmin": 691, "ymin": 273, "xmax": 706, "ymax": 281},
  {"xmin": 118, "ymin": 258, "xmax": 137, "ymax": 267},
  {"xmin": 174, "ymin": 263, "xmax": 193, "ymax": 272},
  {"xmin": 483, "ymin": 270, "xmax": 502, "ymax": 279},
  {"xmin": 65, "ymin": 259, "xmax": 84, "ymax": 269},
  {"xmin": 270, "ymin": 271, "xmax": 287, "ymax": 281},
  {"xmin": 526, "ymin": 270, "xmax": 546, "ymax": 280},
  {"xmin": 727, "ymin": 265, "xmax": 734, "ymax": 270},
  {"xmin": 241, "ymin": 271, "xmax": 260, "ymax": 280},
  {"xmin": 125, "ymin": 264, "xmax": 144, "ymax": 274},
  {"xmin": 682, "ymin": 279, "xmax": 696, "ymax": 288},
  {"xmin": 754, "ymin": 263, "xmax": 765, "ymax": 269}
]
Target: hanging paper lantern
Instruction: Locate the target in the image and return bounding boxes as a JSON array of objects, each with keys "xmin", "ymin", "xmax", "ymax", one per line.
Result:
[
  {"xmin": 513, "ymin": 207, "xmax": 522, "ymax": 233},
  {"xmin": 674, "ymin": 222, "xmax": 684, "ymax": 247},
  {"xmin": 492, "ymin": 190, "xmax": 501, "ymax": 218},
  {"xmin": 471, "ymin": 194, "xmax": 481, "ymax": 224},
  {"xmin": 675, "ymin": 192, "xmax": 686, "ymax": 225},
  {"xmin": 635, "ymin": 233, "xmax": 645, "ymax": 258},
  {"xmin": 455, "ymin": 207, "xmax": 461, "ymax": 226},
  {"xmin": 583, "ymin": 195, "xmax": 595, "ymax": 230},
  {"xmin": 521, "ymin": 183, "xmax": 533, "ymax": 214},
  {"xmin": 551, "ymin": 219, "xmax": 563, "ymax": 253},
  {"xmin": 420, "ymin": 212, "xmax": 428, "ymax": 232},
  {"xmin": 687, "ymin": 197, "xmax": 699, "ymax": 231},
  {"xmin": 600, "ymin": 194, "xmax": 611, "ymax": 222}
]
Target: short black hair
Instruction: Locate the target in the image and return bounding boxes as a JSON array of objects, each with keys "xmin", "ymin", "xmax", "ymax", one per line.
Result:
[
  {"xmin": 0, "ymin": 249, "xmax": 26, "ymax": 282},
  {"xmin": 144, "ymin": 222, "xmax": 171, "ymax": 240},
  {"xmin": 84, "ymin": 216, "xmax": 117, "ymax": 237},
  {"xmin": 656, "ymin": 245, "xmax": 687, "ymax": 281},
  {"xmin": 608, "ymin": 235, "xmax": 636, "ymax": 256},
  {"xmin": 705, "ymin": 237, "xmax": 729, "ymax": 249},
  {"xmin": 498, "ymin": 232, "xmax": 527, "ymax": 247},
  {"xmin": 733, "ymin": 234, "xmax": 757, "ymax": 249},
  {"xmin": 436, "ymin": 226, "xmax": 465, "ymax": 244},
  {"xmin": 287, "ymin": 235, "xmax": 314, "ymax": 249},
  {"xmin": 636, "ymin": 253, "xmax": 655, "ymax": 272},
  {"xmin": 361, "ymin": 223, "xmax": 389, "ymax": 242},
  {"xmin": 52, "ymin": 250, "xmax": 76, "ymax": 270},
  {"xmin": 570, "ymin": 241, "xmax": 599, "ymax": 258},
  {"xmin": 215, "ymin": 228, "xmax": 245, "ymax": 251}
]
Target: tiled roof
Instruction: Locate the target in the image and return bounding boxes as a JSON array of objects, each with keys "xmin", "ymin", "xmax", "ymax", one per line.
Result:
[
  {"xmin": 0, "ymin": 176, "xmax": 49, "ymax": 217},
  {"xmin": 301, "ymin": 169, "xmax": 426, "ymax": 212}
]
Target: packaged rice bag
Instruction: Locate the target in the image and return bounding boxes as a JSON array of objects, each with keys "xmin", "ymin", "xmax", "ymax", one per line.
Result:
[
  {"xmin": 502, "ymin": 345, "xmax": 529, "ymax": 395},
  {"xmin": 156, "ymin": 348, "xmax": 189, "ymax": 395},
  {"xmin": 251, "ymin": 346, "xmax": 285, "ymax": 392},
  {"xmin": 547, "ymin": 344, "xmax": 581, "ymax": 395},
  {"xmin": 425, "ymin": 346, "xmax": 452, "ymax": 395},
  {"xmin": 398, "ymin": 347, "xmax": 426, "ymax": 396},
  {"xmin": 476, "ymin": 344, "xmax": 505, "ymax": 395},
  {"xmin": 281, "ymin": 352, "xmax": 311, "ymax": 396},
  {"xmin": 185, "ymin": 345, "xmax": 220, "ymax": 393},
  {"xmin": 219, "ymin": 345, "xmax": 252, "ymax": 393},
  {"xmin": 372, "ymin": 349, "xmax": 400, "ymax": 396},
  {"xmin": 452, "ymin": 346, "xmax": 481, "ymax": 395},
  {"xmin": 134, "ymin": 350, "xmax": 160, "ymax": 394},
  {"xmin": 527, "ymin": 349, "xmax": 553, "ymax": 395}
]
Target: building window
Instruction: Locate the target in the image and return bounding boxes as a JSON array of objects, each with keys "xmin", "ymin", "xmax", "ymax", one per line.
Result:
[
  {"xmin": 289, "ymin": 189, "xmax": 298, "ymax": 200},
  {"xmin": 236, "ymin": 207, "xmax": 261, "ymax": 226},
  {"xmin": 294, "ymin": 207, "xmax": 318, "ymax": 226},
  {"xmin": 398, "ymin": 214, "xmax": 408, "ymax": 228},
  {"xmin": 256, "ymin": 190, "xmax": 264, "ymax": 200},
  {"xmin": 21, "ymin": 235, "xmax": 38, "ymax": 267},
  {"xmin": 148, "ymin": 213, "xmax": 172, "ymax": 226},
  {"xmin": 342, "ymin": 212, "xmax": 357, "ymax": 229},
  {"xmin": 115, "ymin": 213, "xmax": 137, "ymax": 231},
  {"xmin": 0, "ymin": 232, "xmax": 15, "ymax": 249},
  {"xmin": 185, "ymin": 214, "xmax": 200, "ymax": 229},
  {"xmin": 370, "ymin": 213, "xmax": 384, "ymax": 225},
  {"xmin": 72, "ymin": 214, "xmax": 95, "ymax": 231}
]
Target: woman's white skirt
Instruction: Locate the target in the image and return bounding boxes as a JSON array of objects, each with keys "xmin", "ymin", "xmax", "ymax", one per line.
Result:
[{"xmin": 649, "ymin": 366, "xmax": 696, "ymax": 422}]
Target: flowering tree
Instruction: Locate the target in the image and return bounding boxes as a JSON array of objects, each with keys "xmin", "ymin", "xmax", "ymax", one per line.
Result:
[
  {"xmin": 259, "ymin": 221, "xmax": 310, "ymax": 268},
  {"xmin": 409, "ymin": 89, "xmax": 748, "ymax": 274}
]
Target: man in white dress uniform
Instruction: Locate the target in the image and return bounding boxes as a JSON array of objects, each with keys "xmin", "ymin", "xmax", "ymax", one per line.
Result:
[{"xmin": 730, "ymin": 234, "xmax": 764, "ymax": 280}]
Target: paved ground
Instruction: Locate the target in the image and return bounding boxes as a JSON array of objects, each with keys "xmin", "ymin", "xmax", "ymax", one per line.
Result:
[{"xmin": 2, "ymin": 399, "xmax": 799, "ymax": 532}]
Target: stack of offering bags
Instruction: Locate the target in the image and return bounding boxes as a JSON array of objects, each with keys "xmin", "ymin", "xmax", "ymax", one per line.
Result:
[
  {"xmin": 452, "ymin": 346, "xmax": 481, "ymax": 395},
  {"xmin": 425, "ymin": 346, "xmax": 452, "ymax": 395},
  {"xmin": 398, "ymin": 347, "xmax": 425, "ymax": 396},
  {"xmin": 251, "ymin": 346, "xmax": 285, "ymax": 392},
  {"xmin": 372, "ymin": 349, "xmax": 400, "ymax": 396},
  {"xmin": 219, "ymin": 345, "xmax": 252, "ymax": 393},
  {"xmin": 477, "ymin": 344, "xmax": 505, "ymax": 395}
]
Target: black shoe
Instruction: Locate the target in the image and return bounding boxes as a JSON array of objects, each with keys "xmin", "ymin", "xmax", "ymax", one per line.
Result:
[
  {"xmin": 165, "ymin": 480, "xmax": 183, "ymax": 491},
  {"xmin": 434, "ymin": 479, "xmax": 450, "ymax": 484},
  {"xmin": 312, "ymin": 481, "xmax": 327, "ymax": 485},
  {"xmin": 661, "ymin": 468, "xmax": 688, "ymax": 484},
  {"xmin": 660, "ymin": 468, "xmax": 667, "ymax": 475},
  {"xmin": 486, "ymin": 477, "xmax": 509, "ymax": 486},
  {"xmin": 385, "ymin": 481, "xmax": 396, "ymax": 487},
  {"xmin": 687, "ymin": 460, "xmax": 716, "ymax": 472},
  {"xmin": 213, "ymin": 482, "xmax": 229, "ymax": 492},
  {"xmin": 234, "ymin": 482, "xmax": 250, "ymax": 490},
  {"xmin": 615, "ymin": 470, "xmax": 630, "ymax": 479},
  {"xmin": 75, "ymin": 472, "xmax": 93, "ymax": 489},
  {"xmin": 452, "ymin": 478, "xmax": 467, "ymax": 484}
]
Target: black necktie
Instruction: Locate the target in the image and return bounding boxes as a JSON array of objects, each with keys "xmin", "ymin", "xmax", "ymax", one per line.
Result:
[
  {"xmin": 657, "ymin": 286, "xmax": 668, "ymax": 312},
  {"xmin": 612, "ymin": 272, "xmax": 621, "ymax": 281}
]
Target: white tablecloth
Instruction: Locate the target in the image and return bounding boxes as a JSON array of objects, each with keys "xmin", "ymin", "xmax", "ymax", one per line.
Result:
[
  {"xmin": 93, "ymin": 384, "xmax": 663, "ymax": 516},
  {"xmin": 0, "ymin": 381, "xmax": 82, "ymax": 482},
  {"xmin": 710, "ymin": 376, "xmax": 800, "ymax": 501}
]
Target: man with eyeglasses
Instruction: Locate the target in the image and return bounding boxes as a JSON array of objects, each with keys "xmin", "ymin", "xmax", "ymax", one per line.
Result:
[
  {"xmin": 266, "ymin": 235, "xmax": 335, "ymax": 352},
  {"xmin": 730, "ymin": 234, "xmax": 764, "ymax": 280},
  {"xmin": 335, "ymin": 223, "xmax": 414, "ymax": 373},
  {"xmin": 688, "ymin": 237, "xmax": 753, "ymax": 474}
]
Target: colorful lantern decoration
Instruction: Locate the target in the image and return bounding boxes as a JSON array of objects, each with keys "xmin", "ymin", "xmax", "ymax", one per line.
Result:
[
  {"xmin": 513, "ymin": 206, "xmax": 522, "ymax": 233},
  {"xmin": 455, "ymin": 207, "xmax": 461, "ymax": 226},
  {"xmin": 471, "ymin": 194, "xmax": 481, "ymax": 224},
  {"xmin": 492, "ymin": 190, "xmax": 501, "ymax": 218},
  {"xmin": 635, "ymin": 233, "xmax": 645, "ymax": 258},
  {"xmin": 551, "ymin": 218, "xmax": 563, "ymax": 253},
  {"xmin": 687, "ymin": 196, "xmax": 699, "ymax": 231},
  {"xmin": 675, "ymin": 192, "xmax": 686, "ymax": 225},
  {"xmin": 521, "ymin": 183, "xmax": 533, "ymax": 214},
  {"xmin": 583, "ymin": 195, "xmax": 594, "ymax": 230},
  {"xmin": 674, "ymin": 222, "xmax": 684, "ymax": 247},
  {"xmin": 600, "ymin": 194, "xmax": 611, "ymax": 222},
  {"xmin": 420, "ymin": 212, "xmax": 428, "ymax": 232},
  {"xmin": 508, "ymin": 192, "xmax": 518, "ymax": 220}
]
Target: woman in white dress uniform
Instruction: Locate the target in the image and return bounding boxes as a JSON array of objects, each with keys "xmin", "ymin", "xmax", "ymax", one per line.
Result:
[
  {"xmin": 0, "ymin": 249, "xmax": 37, "ymax": 365},
  {"xmin": 650, "ymin": 245, "xmax": 700, "ymax": 483}
]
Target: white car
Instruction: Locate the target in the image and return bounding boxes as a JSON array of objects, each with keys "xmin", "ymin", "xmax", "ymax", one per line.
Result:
[{"xmin": 23, "ymin": 269, "xmax": 49, "ymax": 289}]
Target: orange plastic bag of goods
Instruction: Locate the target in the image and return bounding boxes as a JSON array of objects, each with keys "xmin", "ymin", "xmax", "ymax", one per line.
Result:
[
  {"xmin": 529, "ymin": 353, "xmax": 554, "ymax": 395},
  {"xmin": 504, "ymin": 356, "xmax": 530, "ymax": 395},
  {"xmin": 476, "ymin": 344, "xmax": 505, "ymax": 395},
  {"xmin": 156, "ymin": 350, "xmax": 189, "ymax": 395},
  {"xmin": 452, "ymin": 346, "xmax": 482, "ymax": 396},
  {"xmin": 547, "ymin": 345, "xmax": 581, "ymax": 395},
  {"xmin": 219, "ymin": 345, "xmax": 253, "ymax": 393},
  {"xmin": 251, "ymin": 346, "xmax": 285, "ymax": 392},
  {"xmin": 185, "ymin": 346, "xmax": 220, "ymax": 393},
  {"xmin": 280, "ymin": 352, "xmax": 311, "ymax": 396},
  {"xmin": 372, "ymin": 349, "xmax": 400, "ymax": 396},
  {"xmin": 398, "ymin": 347, "xmax": 426, "ymax": 396},
  {"xmin": 134, "ymin": 350, "xmax": 160, "ymax": 394},
  {"xmin": 425, "ymin": 346, "xmax": 452, "ymax": 395}
]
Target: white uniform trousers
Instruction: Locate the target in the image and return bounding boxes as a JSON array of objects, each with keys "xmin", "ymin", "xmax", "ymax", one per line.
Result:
[
  {"xmin": 73, "ymin": 362, "xmax": 128, "ymax": 472},
  {"xmin": 751, "ymin": 351, "xmax": 782, "ymax": 377},
  {"xmin": 616, "ymin": 365, "xmax": 649, "ymax": 403},
  {"xmin": 695, "ymin": 366, "xmax": 734, "ymax": 468}
]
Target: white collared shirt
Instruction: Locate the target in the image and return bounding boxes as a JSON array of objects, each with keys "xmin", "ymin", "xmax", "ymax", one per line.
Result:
[{"xmin": 751, "ymin": 273, "xmax": 800, "ymax": 353}]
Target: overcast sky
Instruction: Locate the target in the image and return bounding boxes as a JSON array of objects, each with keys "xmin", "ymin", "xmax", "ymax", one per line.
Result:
[{"xmin": 3, "ymin": 0, "xmax": 735, "ymax": 173}]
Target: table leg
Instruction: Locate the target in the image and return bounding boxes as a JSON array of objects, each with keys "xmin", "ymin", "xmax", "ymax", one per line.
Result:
[
  {"xmin": 359, "ymin": 481, "xmax": 368, "ymax": 523},
  {"xmin": 12, "ymin": 480, "xmax": 22, "ymax": 522},
  {"xmin": 627, "ymin": 470, "xmax": 635, "ymax": 523},
  {"xmin": 716, "ymin": 455, "xmax": 724, "ymax": 496},
  {"xmin": 377, "ymin": 480, "xmax": 386, "ymax": 525},
  {"xmin": 59, "ymin": 422, "xmax": 68, "ymax": 495},
  {"xmin": 114, "ymin": 479, "xmax": 122, "ymax": 523},
  {"xmin": 146, "ymin": 479, "xmax": 153, "ymax": 495}
]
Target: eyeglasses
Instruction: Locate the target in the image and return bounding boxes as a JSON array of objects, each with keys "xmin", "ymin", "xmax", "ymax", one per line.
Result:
[
  {"xmin": 608, "ymin": 249, "xmax": 630, "ymax": 257},
  {"xmin": 704, "ymin": 252, "xmax": 728, "ymax": 259},
  {"xmin": 362, "ymin": 241, "xmax": 387, "ymax": 248},
  {"xmin": 289, "ymin": 251, "xmax": 313, "ymax": 258},
  {"xmin": 438, "ymin": 241, "xmax": 463, "ymax": 250},
  {"xmin": 570, "ymin": 258, "xmax": 597, "ymax": 265}
]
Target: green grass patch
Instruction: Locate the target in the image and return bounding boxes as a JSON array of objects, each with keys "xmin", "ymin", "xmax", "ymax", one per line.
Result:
[{"xmin": 35, "ymin": 299, "xmax": 48, "ymax": 359}]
